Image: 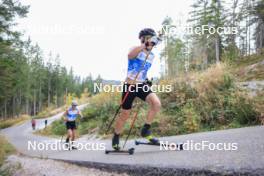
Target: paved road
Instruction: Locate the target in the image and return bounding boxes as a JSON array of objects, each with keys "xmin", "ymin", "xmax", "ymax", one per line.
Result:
[{"xmin": 1, "ymin": 106, "xmax": 264, "ymax": 175}]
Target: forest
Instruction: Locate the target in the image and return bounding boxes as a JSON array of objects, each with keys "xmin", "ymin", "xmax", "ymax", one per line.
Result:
[
  {"xmin": 0, "ymin": 0, "xmax": 102, "ymax": 119},
  {"xmin": 160, "ymin": 0, "xmax": 264, "ymax": 76}
]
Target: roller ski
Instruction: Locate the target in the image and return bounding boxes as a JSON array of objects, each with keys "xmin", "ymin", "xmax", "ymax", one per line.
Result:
[
  {"xmin": 135, "ymin": 123, "xmax": 162, "ymax": 145},
  {"xmin": 135, "ymin": 140, "xmax": 183, "ymax": 150},
  {"xmin": 135, "ymin": 124, "xmax": 184, "ymax": 150},
  {"xmin": 105, "ymin": 148, "xmax": 135, "ymax": 155},
  {"xmin": 105, "ymin": 133, "xmax": 135, "ymax": 155}
]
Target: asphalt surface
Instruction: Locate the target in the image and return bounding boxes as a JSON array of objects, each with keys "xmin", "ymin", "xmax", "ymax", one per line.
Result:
[{"xmin": 1, "ymin": 105, "xmax": 264, "ymax": 176}]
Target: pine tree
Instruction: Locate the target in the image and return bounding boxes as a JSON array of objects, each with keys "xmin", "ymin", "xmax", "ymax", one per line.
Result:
[{"xmin": 189, "ymin": 0, "xmax": 226, "ymax": 65}]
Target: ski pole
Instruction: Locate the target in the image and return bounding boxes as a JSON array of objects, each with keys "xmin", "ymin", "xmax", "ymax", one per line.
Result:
[
  {"xmin": 105, "ymin": 48, "xmax": 153, "ymax": 134},
  {"xmin": 122, "ymin": 103, "xmax": 141, "ymax": 149},
  {"xmin": 60, "ymin": 134, "xmax": 64, "ymax": 143}
]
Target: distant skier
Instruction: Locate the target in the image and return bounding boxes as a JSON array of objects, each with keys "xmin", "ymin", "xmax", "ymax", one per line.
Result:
[
  {"xmin": 44, "ymin": 119, "xmax": 48, "ymax": 128},
  {"xmin": 31, "ymin": 118, "xmax": 36, "ymax": 130},
  {"xmin": 63, "ymin": 100, "xmax": 83, "ymax": 149}
]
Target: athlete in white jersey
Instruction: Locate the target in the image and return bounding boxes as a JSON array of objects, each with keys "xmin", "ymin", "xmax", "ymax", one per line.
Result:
[
  {"xmin": 63, "ymin": 100, "xmax": 83, "ymax": 149},
  {"xmin": 112, "ymin": 28, "xmax": 161, "ymax": 150}
]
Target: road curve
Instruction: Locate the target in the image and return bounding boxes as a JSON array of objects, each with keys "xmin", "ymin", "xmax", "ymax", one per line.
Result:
[{"xmin": 1, "ymin": 106, "xmax": 264, "ymax": 176}]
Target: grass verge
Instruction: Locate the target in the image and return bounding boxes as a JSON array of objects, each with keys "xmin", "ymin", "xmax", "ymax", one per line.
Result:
[
  {"xmin": 0, "ymin": 115, "xmax": 30, "ymax": 129},
  {"xmin": 0, "ymin": 135, "xmax": 16, "ymax": 166}
]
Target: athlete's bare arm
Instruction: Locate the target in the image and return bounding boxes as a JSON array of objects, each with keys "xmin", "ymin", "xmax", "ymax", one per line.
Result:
[
  {"xmin": 63, "ymin": 111, "xmax": 68, "ymax": 121},
  {"xmin": 128, "ymin": 44, "xmax": 146, "ymax": 59}
]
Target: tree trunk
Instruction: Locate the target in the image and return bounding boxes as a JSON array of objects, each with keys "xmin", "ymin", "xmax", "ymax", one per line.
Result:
[
  {"xmin": 33, "ymin": 89, "xmax": 36, "ymax": 116},
  {"xmin": 26, "ymin": 99, "xmax": 29, "ymax": 115},
  {"xmin": 215, "ymin": 35, "xmax": 220, "ymax": 63},
  {"xmin": 19, "ymin": 89, "xmax": 22, "ymax": 116},
  {"xmin": 48, "ymin": 77, "xmax": 51, "ymax": 108},
  {"xmin": 4, "ymin": 100, "xmax": 7, "ymax": 119},
  {"xmin": 12, "ymin": 96, "xmax": 15, "ymax": 118},
  {"xmin": 38, "ymin": 84, "xmax": 42, "ymax": 112},
  {"xmin": 231, "ymin": 0, "xmax": 238, "ymax": 45},
  {"xmin": 65, "ymin": 88, "xmax": 68, "ymax": 105},
  {"xmin": 248, "ymin": 13, "xmax": 251, "ymax": 55},
  {"xmin": 55, "ymin": 90, "xmax": 58, "ymax": 107},
  {"xmin": 165, "ymin": 36, "xmax": 169, "ymax": 77},
  {"xmin": 245, "ymin": 12, "xmax": 248, "ymax": 55}
]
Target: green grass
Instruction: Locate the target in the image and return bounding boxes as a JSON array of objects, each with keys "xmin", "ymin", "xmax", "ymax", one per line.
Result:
[
  {"xmin": 34, "ymin": 118, "xmax": 67, "ymax": 137},
  {"xmin": 0, "ymin": 115, "xmax": 30, "ymax": 129},
  {"xmin": 231, "ymin": 53, "xmax": 264, "ymax": 81},
  {"xmin": 0, "ymin": 135, "xmax": 16, "ymax": 166},
  {"xmin": 34, "ymin": 106, "xmax": 66, "ymax": 119},
  {"xmin": 35, "ymin": 117, "xmax": 99, "ymax": 138},
  {"xmin": 234, "ymin": 53, "xmax": 264, "ymax": 67},
  {"xmin": 0, "ymin": 137, "xmax": 19, "ymax": 176}
]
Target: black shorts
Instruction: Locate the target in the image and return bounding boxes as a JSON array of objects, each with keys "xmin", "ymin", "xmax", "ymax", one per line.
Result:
[
  {"xmin": 66, "ymin": 121, "xmax": 76, "ymax": 130},
  {"xmin": 121, "ymin": 83, "xmax": 152, "ymax": 110}
]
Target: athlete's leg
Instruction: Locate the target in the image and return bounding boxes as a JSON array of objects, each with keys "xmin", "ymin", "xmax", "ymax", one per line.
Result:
[
  {"xmin": 114, "ymin": 109, "xmax": 131, "ymax": 134},
  {"xmin": 67, "ymin": 129, "xmax": 72, "ymax": 142},
  {"xmin": 112, "ymin": 109, "xmax": 131, "ymax": 150},
  {"xmin": 68, "ymin": 129, "xmax": 72, "ymax": 139},
  {"xmin": 71, "ymin": 129, "xmax": 76, "ymax": 141},
  {"xmin": 70, "ymin": 129, "xmax": 77, "ymax": 149},
  {"xmin": 115, "ymin": 83, "xmax": 135, "ymax": 134},
  {"xmin": 145, "ymin": 93, "xmax": 161, "ymax": 124},
  {"xmin": 141, "ymin": 93, "xmax": 161, "ymax": 144},
  {"xmin": 112, "ymin": 83, "xmax": 135, "ymax": 150}
]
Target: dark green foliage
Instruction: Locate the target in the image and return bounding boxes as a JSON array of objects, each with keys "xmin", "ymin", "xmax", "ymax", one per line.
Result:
[
  {"xmin": 51, "ymin": 120, "xmax": 66, "ymax": 136},
  {"xmin": 0, "ymin": 0, "xmax": 100, "ymax": 119}
]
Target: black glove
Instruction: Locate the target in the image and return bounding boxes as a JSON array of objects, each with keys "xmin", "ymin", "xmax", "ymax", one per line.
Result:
[
  {"xmin": 150, "ymin": 36, "xmax": 160, "ymax": 46},
  {"xmin": 145, "ymin": 78, "xmax": 153, "ymax": 87}
]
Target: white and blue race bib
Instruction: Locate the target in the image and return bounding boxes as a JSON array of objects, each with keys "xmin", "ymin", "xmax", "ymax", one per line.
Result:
[
  {"xmin": 67, "ymin": 107, "xmax": 79, "ymax": 121},
  {"xmin": 127, "ymin": 50, "xmax": 154, "ymax": 82}
]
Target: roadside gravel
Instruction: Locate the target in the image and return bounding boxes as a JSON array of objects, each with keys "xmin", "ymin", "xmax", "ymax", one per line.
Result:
[{"xmin": 1, "ymin": 154, "xmax": 128, "ymax": 176}]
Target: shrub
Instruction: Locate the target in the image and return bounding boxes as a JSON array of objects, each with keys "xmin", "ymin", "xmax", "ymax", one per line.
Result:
[
  {"xmin": 51, "ymin": 120, "xmax": 66, "ymax": 136},
  {"xmin": 162, "ymin": 63, "xmax": 260, "ymax": 133},
  {"xmin": 230, "ymin": 93, "xmax": 259, "ymax": 125},
  {"xmin": 182, "ymin": 102, "xmax": 201, "ymax": 133},
  {"xmin": 81, "ymin": 91, "xmax": 120, "ymax": 134},
  {"xmin": 160, "ymin": 80, "xmax": 198, "ymax": 115},
  {"xmin": 78, "ymin": 120, "xmax": 98, "ymax": 135}
]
